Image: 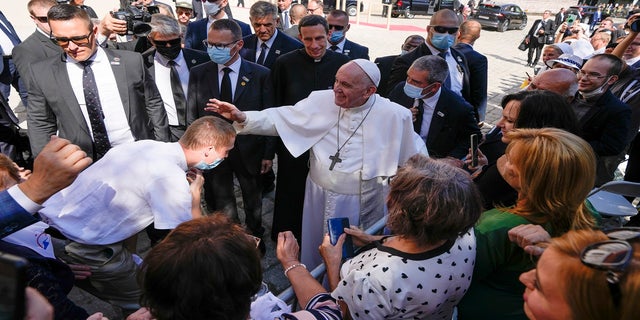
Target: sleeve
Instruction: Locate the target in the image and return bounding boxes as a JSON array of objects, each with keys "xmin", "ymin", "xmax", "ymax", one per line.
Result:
[
  {"xmin": 280, "ymin": 293, "xmax": 342, "ymax": 320},
  {"xmin": 26, "ymin": 65, "xmax": 57, "ymax": 157},
  {"xmin": 0, "ymin": 188, "xmax": 40, "ymax": 237},
  {"xmin": 140, "ymin": 54, "xmax": 170, "ymax": 142},
  {"xmin": 145, "ymin": 174, "xmax": 192, "ymax": 229},
  {"xmin": 331, "ymin": 263, "xmax": 393, "ymax": 319},
  {"xmin": 235, "ymin": 111, "xmax": 279, "ymax": 136},
  {"xmin": 472, "ymin": 212, "xmax": 524, "ymax": 281}
]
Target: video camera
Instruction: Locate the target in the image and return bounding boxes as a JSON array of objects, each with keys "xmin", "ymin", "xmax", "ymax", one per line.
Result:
[{"xmin": 112, "ymin": 0, "xmax": 159, "ymax": 37}]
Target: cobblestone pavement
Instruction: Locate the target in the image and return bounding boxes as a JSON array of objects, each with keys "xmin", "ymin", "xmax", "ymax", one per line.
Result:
[{"xmin": 4, "ymin": 1, "xmax": 623, "ymax": 318}]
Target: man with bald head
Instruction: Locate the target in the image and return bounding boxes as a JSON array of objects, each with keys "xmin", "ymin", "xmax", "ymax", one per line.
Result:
[
  {"xmin": 207, "ymin": 59, "xmax": 422, "ymax": 269},
  {"xmin": 527, "ymin": 68, "xmax": 578, "ymax": 101},
  {"xmin": 283, "ymin": 3, "xmax": 307, "ymax": 39},
  {"xmin": 454, "ymin": 20, "xmax": 487, "ymax": 122},
  {"xmin": 389, "ymin": 9, "xmax": 473, "ymax": 120}
]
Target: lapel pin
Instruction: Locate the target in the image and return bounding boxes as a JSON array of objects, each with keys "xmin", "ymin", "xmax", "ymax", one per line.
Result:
[
  {"xmin": 437, "ymin": 111, "xmax": 445, "ymax": 117},
  {"xmin": 191, "ymin": 59, "xmax": 197, "ymax": 64},
  {"xmin": 275, "ymin": 50, "xmax": 281, "ymax": 55},
  {"xmin": 241, "ymin": 81, "xmax": 246, "ymax": 86},
  {"xmin": 242, "ymin": 76, "xmax": 249, "ymax": 82},
  {"xmin": 111, "ymin": 57, "xmax": 120, "ymax": 65}
]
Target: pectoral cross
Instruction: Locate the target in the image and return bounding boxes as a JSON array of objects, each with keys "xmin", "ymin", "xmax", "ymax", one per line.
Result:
[{"xmin": 329, "ymin": 151, "xmax": 342, "ymax": 170}]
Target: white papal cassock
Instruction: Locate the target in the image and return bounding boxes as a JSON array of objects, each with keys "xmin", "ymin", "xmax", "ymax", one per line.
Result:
[{"xmin": 234, "ymin": 90, "xmax": 426, "ymax": 269}]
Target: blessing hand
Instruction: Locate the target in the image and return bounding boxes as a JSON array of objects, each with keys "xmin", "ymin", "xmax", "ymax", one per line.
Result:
[{"xmin": 205, "ymin": 99, "xmax": 247, "ymax": 123}]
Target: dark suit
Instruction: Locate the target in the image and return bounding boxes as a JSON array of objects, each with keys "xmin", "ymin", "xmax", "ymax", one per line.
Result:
[
  {"xmin": 240, "ymin": 30, "xmax": 303, "ymax": 69},
  {"xmin": 0, "ymin": 11, "xmax": 26, "ymax": 107},
  {"xmin": 12, "ymin": 31, "xmax": 63, "ymax": 90},
  {"xmin": 144, "ymin": 48, "xmax": 210, "ymax": 140},
  {"xmin": 185, "ymin": 18, "xmax": 252, "ymax": 51},
  {"xmin": 26, "ymin": 48, "xmax": 170, "ymax": 159},
  {"xmin": 526, "ymin": 18, "xmax": 555, "ymax": 65},
  {"xmin": 554, "ymin": 11, "xmax": 565, "ymax": 29},
  {"xmin": 374, "ymin": 54, "xmax": 397, "ymax": 97},
  {"xmin": 341, "ymin": 39, "xmax": 370, "ymax": 60},
  {"xmin": 389, "ymin": 83, "xmax": 480, "ymax": 158},
  {"xmin": 453, "ymin": 42, "xmax": 488, "ymax": 122},
  {"xmin": 187, "ymin": 59, "xmax": 273, "ymax": 236},
  {"xmin": 388, "ymin": 42, "xmax": 473, "ymax": 117}
]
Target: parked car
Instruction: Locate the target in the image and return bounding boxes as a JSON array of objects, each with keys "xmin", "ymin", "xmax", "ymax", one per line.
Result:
[
  {"xmin": 391, "ymin": 0, "xmax": 460, "ymax": 19},
  {"xmin": 471, "ymin": 3, "xmax": 527, "ymax": 32},
  {"xmin": 566, "ymin": 5, "xmax": 600, "ymax": 23},
  {"xmin": 344, "ymin": 0, "xmax": 365, "ymax": 16}
]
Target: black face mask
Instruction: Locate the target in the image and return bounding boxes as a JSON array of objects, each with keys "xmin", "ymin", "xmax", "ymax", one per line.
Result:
[{"xmin": 154, "ymin": 38, "xmax": 182, "ymax": 60}]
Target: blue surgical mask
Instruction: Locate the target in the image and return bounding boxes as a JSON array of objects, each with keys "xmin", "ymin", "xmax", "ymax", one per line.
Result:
[
  {"xmin": 403, "ymin": 82, "xmax": 436, "ymax": 99},
  {"xmin": 194, "ymin": 157, "xmax": 224, "ymax": 171},
  {"xmin": 329, "ymin": 30, "xmax": 344, "ymax": 44},
  {"xmin": 203, "ymin": 1, "xmax": 222, "ymax": 16},
  {"xmin": 430, "ymin": 32, "xmax": 455, "ymax": 50},
  {"xmin": 207, "ymin": 46, "xmax": 233, "ymax": 65}
]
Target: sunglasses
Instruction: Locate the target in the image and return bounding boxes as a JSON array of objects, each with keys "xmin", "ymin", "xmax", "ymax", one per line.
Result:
[
  {"xmin": 430, "ymin": 26, "xmax": 459, "ymax": 34},
  {"xmin": 328, "ymin": 24, "xmax": 345, "ymax": 31},
  {"xmin": 32, "ymin": 16, "xmax": 48, "ymax": 23},
  {"xmin": 580, "ymin": 228, "xmax": 640, "ymax": 307},
  {"xmin": 50, "ymin": 31, "xmax": 93, "ymax": 47},
  {"xmin": 153, "ymin": 38, "xmax": 182, "ymax": 47}
]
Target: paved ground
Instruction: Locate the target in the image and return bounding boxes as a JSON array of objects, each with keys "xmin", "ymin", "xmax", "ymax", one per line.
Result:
[{"xmin": 4, "ymin": 1, "xmax": 613, "ymax": 318}]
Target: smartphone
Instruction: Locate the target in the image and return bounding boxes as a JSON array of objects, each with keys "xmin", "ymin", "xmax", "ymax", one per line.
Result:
[
  {"xmin": 0, "ymin": 252, "xmax": 28, "ymax": 320},
  {"xmin": 470, "ymin": 133, "xmax": 479, "ymax": 167},
  {"xmin": 567, "ymin": 14, "xmax": 577, "ymax": 25},
  {"xmin": 327, "ymin": 217, "xmax": 354, "ymax": 259}
]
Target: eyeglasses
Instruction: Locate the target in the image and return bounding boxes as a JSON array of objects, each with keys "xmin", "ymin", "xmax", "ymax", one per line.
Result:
[
  {"xmin": 307, "ymin": 7, "xmax": 321, "ymax": 13},
  {"xmin": 430, "ymin": 26, "xmax": 459, "ymax": 34},
  {"xmin": 153, "ymin": 38, "xmax": 182, "ymax": 47},
  {"xmin": 580, "ymin": 240, "xmax": 633, "ymax": 307},
  {"xmin": 50, "ymin": 31, "xmax": 93, "ymax": 47},
  {"xmin": 32, "ymin": 16, "xmax": 47, "ymax": 23},
  {"xmin": 202, "ymin": 39, "xmax": 239, "ymax": 50},
  {"xmin": 176, "ymin": 9, "xmax": 192, "ymax": 16},
  {"xmin": 328, "ymin": 24, "xmax": 346, "ymax": 31},
  {"xmin": 577, "ymin": 70, "xmax": 609, "ymax": 80}
]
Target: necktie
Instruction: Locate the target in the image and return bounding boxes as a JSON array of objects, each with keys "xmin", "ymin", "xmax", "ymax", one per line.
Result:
[
  {"xmin": 283, "ymin": 11, "xmax": 290, "ymax": 29},
  {"xmin": 413, "ymin": 98, "xmax": 424, "ymax": 134},
  {"xmin": 330, "ymin": 45, "xmax": 339, "ymax": 52},
  {"xmin": 168, "ymin": 60, "xmax": 186, "ymax": 126},
  {"xmin": 81, "ymin": 60, "xmax": 111, "ymax": 160},
  {"xmin": 437, "ymin": 52, "xmax": 452, "ymax": 89},
  {"xmin": 220, "ymin": 67, "xmax": 232, "ymax": 103},
  {"xmin": 257, "ymin": 42, "xmax": 268, "ymax": 66}
]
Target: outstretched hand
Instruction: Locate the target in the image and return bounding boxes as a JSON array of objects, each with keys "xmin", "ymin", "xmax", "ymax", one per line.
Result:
[{"xmin": 205, "ymin": 99, "xmax": 247, "ymax": 123}]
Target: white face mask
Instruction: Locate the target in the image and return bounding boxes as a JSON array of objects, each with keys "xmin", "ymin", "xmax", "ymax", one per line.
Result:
[
  {"xmin": 579, "ymin": 76, "xmax": 611, "ymax": 100},
  {"xmin": 203, "ymin": 1, "xmax": 222, "ymax": 16}
]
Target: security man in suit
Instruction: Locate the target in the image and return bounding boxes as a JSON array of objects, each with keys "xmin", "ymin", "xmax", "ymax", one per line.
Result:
[
  {"xmin": 185, "ymin": 0, "xmax": 252, "ymax": 51},
  {"xmin": 241, "ymin": 1, "xmax": 303, "ymax": 69},
  {"xmin": 525, "ymin": 10, "xmax": 555, "ymax": 67},
  {"xmin": 145, "ymin": 14, "xmax": 210, "ymax": 141},
  {"xmin": 187, "ymin": 19, "xmax": 274, "ymax": 243},
  {"xmin": 0, "ymin": 10, "xmax": 26, "ymax": 107},
  {"xmin": 453, "ymin": 20, "xmax": 488, "ymax": 123},
  {"xmin": 326, "ymin": 9, "xmax": 370, "ymax": 60},
  {"xmin": 26, "ymin": 4, "xmax": 169, "ymax": 160},
  {"xmin": 389, "ymin": 55, "xmax": 479, "ymax": 159},
  {"xmin": 13, "ymin": 0, "xmax": 63, "ymax": 91}
]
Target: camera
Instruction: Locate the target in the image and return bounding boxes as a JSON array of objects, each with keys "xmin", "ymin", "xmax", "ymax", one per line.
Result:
[
  {"xmin": 630, "ymin": 19, "xmax": 640, "ymax": 32},
  {"xmin": 112, "ymin": 4, "xmax": 159, "ymax": 37}
]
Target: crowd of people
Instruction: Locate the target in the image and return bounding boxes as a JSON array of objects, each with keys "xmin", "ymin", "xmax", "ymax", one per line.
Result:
[{"xmin": 2, "ymin": 0, "xmax": 640, "ymax": 319}]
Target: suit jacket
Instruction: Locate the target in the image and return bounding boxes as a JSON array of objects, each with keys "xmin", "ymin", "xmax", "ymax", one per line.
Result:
[
  {"xmin": 574, "ymin": 90, "xmax": 631, "ymax": 156},
  {"xmin": 240, "ymin": 31, "xmax": 303, "ymax": 69},
  {"xmin": 554, "ymin": 12, "xmax": 565, "ymax": 27},
  {"xmin": 283, "ymin": 25, "xmax": 300, "ymax": 39},
  {"xmin": 26, "ymin": 48, "xmax": 170, "ymax": 159},
  {"xmin": 185, "ymin": 18, "xmax": 252, "ymax": 51},
  {"xmin": 187, "ymin": 59, "xmax": 274, "ymax": 173},
  {"xmin": 452, "ymin": 42, "xmax": 487, "ymax": 120},
  {"xmin": 388, "ymin": 42, "xmax": 472, "ymax": 112},
  {"xmin": 526, "ymin": 19, "xmax": 555, "ymax": 44},
  {"xmin": 143, "ymin": 47, "xmax": 210, "ymax": 72},
  {"xmin": 374, "ymin": 54, "xmax": 398, "ymax": 97},
  {"xmin": 12, "ymin": 31, "xmax": 63, "ymax": 89},
  {"xmin": 0, "ymin": 190, "xmax": 36, "ymax": 237},
  {"xmin": 388, "ymin": 83, "xmax": 480, "ymax": 159},
  {"xmin": 342, "ymin": 39, "xmax": 370, "ymax": 60}
]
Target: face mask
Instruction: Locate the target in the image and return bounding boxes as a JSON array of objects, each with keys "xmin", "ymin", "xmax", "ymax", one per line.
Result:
[
  {"xmin": 329, "ymin": 30, "xmax": 344, "ymax": 44},
  {"xmin": 579, "ymin": 77, "xmax": 611, "ymax": 100},
  {"xmin": 430, "ymin": 32, "xmax": 455, "ymax": 50},
  {"xmin": 403, "ymin": 82, "xmax": 437, "ymax": 99},
  {"xmin": 203, "ymin": 1, "xmax": 222, "ymax": 16},
  {"xmin": 156, "ymin": 45, "xmax": 181, "ymax": 60},
  {"xmin": 207, "ymin": 46, "xmax": 233, "ymax": 65},
  {"xmin": 400, "ymin": 49, "xmax": 409, "ymax": 55},
  {"xmin": 194, "ymin": 157, "xmax": 224, "ymax": 171}
]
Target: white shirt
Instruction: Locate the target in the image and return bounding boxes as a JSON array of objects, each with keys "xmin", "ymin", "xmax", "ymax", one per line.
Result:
[
  {"xmin": 425, "ymin": 41, "xmax": 463, "ymax": 97},
  {"xmin": 218, "ymin": 57, "xmax": 241, "ymax": 101},
  {"xmin": 154, "ymin": 51, "xmax": 189, "ymax": 126},
  {"xmin": 256, "ymin": 29, "xmax": 279, "ymax": 63},
  {"xmin": 328, "ymin": 38, "xmax": 346, "ymax": 54},
  {"xmin": 39, "ymin": 141, "xmax": 192, "ymax": 245},
  {"xmin": 66, "ymin": 47, "xmax": 135, "ymax": 147},
  {"xmin": 418, "ymin": 88, "xmax": 442, "ymax": 142},
  {"xmin": 627, "ymin": 55, "xmax": 640, "ymax": 67}
]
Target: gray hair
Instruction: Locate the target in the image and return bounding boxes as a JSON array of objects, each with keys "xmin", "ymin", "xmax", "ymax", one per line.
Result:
[
  {"xmin": 150, "ymin": 13, "xmax": 181, "ymax": 38},
  {"xmin": 250, "ymin": 1, "xmax": 278, "ymax": 20},
  {"xmin": 409, "ymin": 55, "xmax": 449, "ymax": 83}
]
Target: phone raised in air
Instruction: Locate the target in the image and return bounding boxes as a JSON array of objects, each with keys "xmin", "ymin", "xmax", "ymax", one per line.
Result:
[
  {"xmin": 0, "ymin": 252, "xmax": 28, "ymax": 320},
  {"xmin": 470, "ymin": 133, "xmax": 480, "ymax": 167},
  {"xmin": 327, "ymin": 217, "xmax": 354, "ymax": 259}
]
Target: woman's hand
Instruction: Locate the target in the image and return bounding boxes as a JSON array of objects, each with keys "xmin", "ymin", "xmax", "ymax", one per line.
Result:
[
  {"xmin": 343, "ymin": 225, "xmax": 381, "ymax": 247},
  {"xmin": 508, "ymin": 224, "xmax": 549, "ymax": 256},
  {"xmin": 276, "ymin": 231, "xmax": 300, "ymax": 268}
]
